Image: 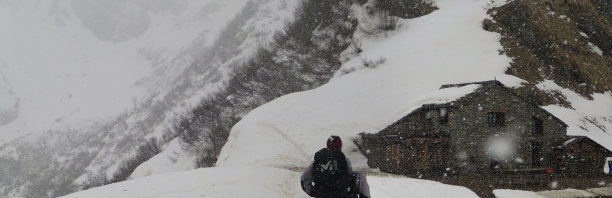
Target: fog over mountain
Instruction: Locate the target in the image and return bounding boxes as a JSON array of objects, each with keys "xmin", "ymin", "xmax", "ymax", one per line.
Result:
[
  {"xmin": 0, "ymin": 66, "xmax": 18, "ymax": 126},
  {"xmin": 0, "ymin": 0, "xmax": 295, "ymax": 197},
  {"xmin": 0, "ymin": 0, "xmax": 244, "ymax": 142}
]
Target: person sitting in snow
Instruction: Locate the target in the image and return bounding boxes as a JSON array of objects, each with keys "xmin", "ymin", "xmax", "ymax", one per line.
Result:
[{"xmin": 300, "ymin": 135, "xmax": 370, "ymax": 198}]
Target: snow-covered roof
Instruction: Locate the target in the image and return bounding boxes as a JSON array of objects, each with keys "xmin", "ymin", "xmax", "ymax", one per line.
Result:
[
  {"xmin": 561, "ymin": 137, "xmax": 583, "ymax": 147},
  {"xmin": 439, "ymin": 79, "xmax": 505, "ymax": 89},
  {"xmin": 537, "ymin": 80, "xmax": 612, "ymax": 152},
  {"xmin": 372, "ymin": 80, "xmax": 570, "ymax": 137}
]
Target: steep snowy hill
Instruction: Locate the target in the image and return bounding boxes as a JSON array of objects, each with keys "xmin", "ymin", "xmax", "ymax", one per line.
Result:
[{"xmin": 0, "ymin": 0, "xmax": 299, "ymax": 197}]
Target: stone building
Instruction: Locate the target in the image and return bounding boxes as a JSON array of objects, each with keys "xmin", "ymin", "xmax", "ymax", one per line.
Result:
[
  {"xmin": 553, "ymin": 137, "xmax": 612, "ymax": 175},
  {"xmin": 360, "ymin": 80, "xmax": 569, "ymax": 174}
]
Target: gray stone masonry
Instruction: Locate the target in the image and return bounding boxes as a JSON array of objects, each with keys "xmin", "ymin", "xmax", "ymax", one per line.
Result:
[{"xmin": 361, "ymin": 80, "xmax": 568, "ymax": 174}]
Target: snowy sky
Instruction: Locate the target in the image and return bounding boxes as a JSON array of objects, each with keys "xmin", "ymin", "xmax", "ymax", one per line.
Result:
[{"xmin": 0, "ymin": 0, "xmax": 247, "ymax": 143}]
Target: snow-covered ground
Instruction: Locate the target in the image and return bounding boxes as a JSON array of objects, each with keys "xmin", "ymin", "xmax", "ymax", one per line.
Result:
[
  {"xmin": 63, "ymin": 166, "xmax": 479, "ymax": 198},
  {"xmin": 129, "ymin": 139, "xmax": 195, "ymax": 180}
]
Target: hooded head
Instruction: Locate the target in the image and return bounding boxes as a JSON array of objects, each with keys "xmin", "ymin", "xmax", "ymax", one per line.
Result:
[{"xmin": 327, "ymin": 135, "xmax": 342, "ymax": 150}]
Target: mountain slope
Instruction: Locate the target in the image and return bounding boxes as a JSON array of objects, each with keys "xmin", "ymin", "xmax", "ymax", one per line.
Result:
[
  {"xmin": 0, "ymin": 67, "xmax": 18, "ymax": 126},
  {"xmin": 0, "ymin": 0, "xmax": 299, "ymax": 197},
  {"xmin": 484, "ymin": 0, "xmax": 612, "ymax": 150}
]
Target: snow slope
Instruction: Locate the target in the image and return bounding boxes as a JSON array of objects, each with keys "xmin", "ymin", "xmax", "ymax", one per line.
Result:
[
  {"xmin": 129, "ymin": 139, "xmax": 195, "ymax": 180},
  {"xmin": 217, "ymin": 0, "xmax": 517, "ymax": 168},
  {"xmin": 63, "ymin": 167, "xmax": 478, "ymax": 198}
]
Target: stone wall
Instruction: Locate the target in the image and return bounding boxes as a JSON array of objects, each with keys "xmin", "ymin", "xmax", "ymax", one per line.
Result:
[
  {"xmin": 446, "ymin": 82, "xmax": 567, "ymax": 172},
  {"xmin": 361, "ymin": 81, "xmax": 568, "ymax": 174},
  {"xmin": 554, "ymin": 138, "xmax": 612, "ymax": 174}
]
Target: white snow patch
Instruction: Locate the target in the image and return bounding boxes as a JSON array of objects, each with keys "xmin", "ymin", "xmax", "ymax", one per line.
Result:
[
  {"xmin": 495, "ymin": 188, "xmax": 600, "ymax": 198},
  {"xmin": 489, "ymin": 0, "xmax": 510, "ymax": 8},
  {"xmin": 493, "ymin": 189, "xmax": 547, "ymax": 198},
  {"xmin": 495, "ymin": 75, "xmax": 527, "ymax": 88},
  {"xmin": 63, "ymin": 167, "xmax": 306, "ymax": 198},
  {"xmin": 367, "ymin": 175, "xmax": 478, "ymax": 197},
  {"xmin": 588, "ymin": 42, "xmax": 604, "ymax": 56},
  {"xmin": 128, "ymin": 139, "xmax": 196, "ymax": 180}
]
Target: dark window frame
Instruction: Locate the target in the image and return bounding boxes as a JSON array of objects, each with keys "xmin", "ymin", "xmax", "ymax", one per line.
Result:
[
  {"xmin": 532, "ymin": 116, "xmax": 543, "ymax": 135},
  {"xmin": 488, "ymin": 112, "xmax": 506, "ymax": 126}
]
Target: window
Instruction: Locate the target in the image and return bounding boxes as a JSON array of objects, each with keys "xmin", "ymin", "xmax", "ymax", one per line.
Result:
[
  {"xmin": 532, "ymin": 117, "xmax": 543, "ymax": 135},
  {"xmin": 488, "ymin": 112, "xmax": 505, "ymax": 126},
  {"xmin": 531, "ymin": 141, "xmax": 543, "ymax": 167},
  {"xmin": 439, "ymin": 108, "xmax": 449, "ymax": 124}
]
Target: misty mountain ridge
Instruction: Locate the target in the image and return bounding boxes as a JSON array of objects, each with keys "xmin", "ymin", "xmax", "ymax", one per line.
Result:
[{"xmin": 0, "ymin": 0, "xmax": 298, "ymax": 197}]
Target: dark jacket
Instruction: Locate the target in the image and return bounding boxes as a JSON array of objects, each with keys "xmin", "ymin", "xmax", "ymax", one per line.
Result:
[{"xmin": 300, "ymin": 149, "xmax": 370, "ymax": 198}]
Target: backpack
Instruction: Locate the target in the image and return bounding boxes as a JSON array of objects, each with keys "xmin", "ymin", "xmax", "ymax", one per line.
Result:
[{"xmin": 311, "ymin": 148, "xmax": 356, "ymax": 197}]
